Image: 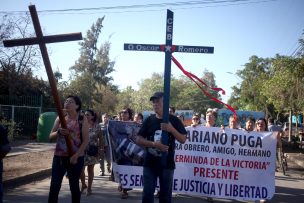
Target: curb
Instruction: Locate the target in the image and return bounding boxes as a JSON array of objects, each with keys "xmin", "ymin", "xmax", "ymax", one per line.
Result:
[{"xmin": 3, "ymin": 168, "xmax": 52, "ymax": 190}]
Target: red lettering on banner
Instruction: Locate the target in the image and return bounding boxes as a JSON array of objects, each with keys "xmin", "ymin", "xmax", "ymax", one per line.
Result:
[
  {"xmin": 210, "ymin": 157, "xmax": 220, "ymax": 166},
  {"xmin": 232, "ymin": 160, "xmax": 268, "ymax": 170},
  {"xmin": 175, "ymin": 155, "xmax": 208, "ymax": 165},
  {"xmin": 193, "ymin": 167, "xmax": 239, "ymax": 180},
  {"xmin": 221, "ymin": 158, "xmax": 230, "ymax": 167}
]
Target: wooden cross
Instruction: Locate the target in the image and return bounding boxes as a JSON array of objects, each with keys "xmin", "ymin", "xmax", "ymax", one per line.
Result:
[
  {"xmin": 124, "ymin": 10, "xmax": 214, "ymax": 146},
  {"xmin": 3, "ymin": 5, "xmax": 83, "ymax": 156}
]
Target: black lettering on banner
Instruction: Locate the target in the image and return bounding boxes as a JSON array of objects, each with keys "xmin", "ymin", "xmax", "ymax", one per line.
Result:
[
  {"xmin": 231, "ymin": 134, "xmax": 263, "ymax": 148},
  {"xmin": 130, "ymin": 174, "xmax": 144, "ymax": 187},
  {"xmin": 119, "ymin": 173, "xmax": 128, "ymax": 186}
]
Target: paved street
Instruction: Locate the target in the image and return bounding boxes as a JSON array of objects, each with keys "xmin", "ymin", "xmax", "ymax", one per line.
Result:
[
  {"xmin": 3, "ymin": 164, "xmax": 304, "ymax": 203},
  {"xmin": 3, "ymin": 142, "xmax": 304, "ymax": 202},
  {"xmin": 6, "ymin": 142, "xmax": 56, "ymax": 157}
]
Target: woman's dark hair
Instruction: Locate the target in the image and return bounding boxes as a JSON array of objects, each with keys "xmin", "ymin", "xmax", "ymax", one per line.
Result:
[
  {"xmin": 268, "ymin": 117, "xmax": 275, "ymax": 124},
  {"xmin": 136, "ymin": 113, "xmax": 144, "ymax": 120},
  {"xmin": 169, "ymin": 107, "xmax": 175, "ymax": 113},
  {"xmin": 67, "ymin": 95, "xmax": 82, "ymax": 112},
  {"xmin": 206, "ymin": 108, "xmax": 218, "ymax": 119},
  {"xmin": 246, "ymin": 117, "xmax": 256, "ymax": 123},
  {"xmin": 192, "ymin": 113, "xmax": 200, "ymax": 124},
  {"xmin": 86, "ymin": 109, "xmax": 97, "ymax": 122},
  {"xmin": 256, "ymin": 118, "xmax": 268, "ymax": 131},
  {"xmin": 123, "ymin": 107, "xmax": 133, "ymax": 120}
]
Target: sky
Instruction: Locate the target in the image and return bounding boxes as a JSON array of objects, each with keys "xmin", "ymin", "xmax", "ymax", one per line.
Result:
[{"xmin": 1, "ymin": 0, "xmax": 304, "ymax": 103}]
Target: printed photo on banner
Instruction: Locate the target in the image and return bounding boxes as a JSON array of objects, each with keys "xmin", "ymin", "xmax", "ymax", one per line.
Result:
[
  {"xmin": 108, "ymin": 120, "xmax": 144, "ymax": 166},
  {"xmin": 108, "ymin": 121, "xmax": 277, "ymax": 201}
]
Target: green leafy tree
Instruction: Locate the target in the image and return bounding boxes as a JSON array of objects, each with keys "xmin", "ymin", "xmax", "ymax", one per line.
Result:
[
  {"xmin": 54, "ymin": 67, "xmax": 62, "ymax": 82},
  {"xmin": 230, "ymin": 56, "xmax": 272, "ymax": 115},
  {"xmin": 68, "ymin": 17, "xmax": 116, "ymax": 110},
  {"xmin": 94, "ymin": 85, "xmax": 117, "ymax": 114},
  {"xmin": 175, "ymin": 70, "xmax": 223, "ymax": 114},
  {"xmin": 295, "ymin": 31, "xmax": 304, "ymax": 57},
  {"xmin": 116, "ymin": 70, "xmax": 224, "ymax": 115},
  {"xmin": 115, "ymin": 73, "xmax": 164, "ymax": 114},
  {"xmin": 262, "ymin": 55, "xmax": 304, "ymax": 119},
  {"xmin": 0, "ymin": 15, "xmax": 41, "ymax": 96},
  {"xmin": 131, "ymin": 72, "xmax": 164, "ymax": 112},
  {"xmin": 229, "ymin": 48, "xmax": 304, "ymax": 122},
  {"xmin": 227, "ymin": 85, "xmax": 242, "ymax": 110},
  {"xmin": 115, "ymin": 86, "xmax": 136, "ymax": 114},
  {"xmin": 228, "ymin": 33, "xmax": 304, "ymax": 126}
]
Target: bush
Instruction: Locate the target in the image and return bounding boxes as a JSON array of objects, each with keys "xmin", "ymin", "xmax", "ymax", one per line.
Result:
[{"xmin": 0, "ymin": 119, "xmax": 22, "ymax": 141}]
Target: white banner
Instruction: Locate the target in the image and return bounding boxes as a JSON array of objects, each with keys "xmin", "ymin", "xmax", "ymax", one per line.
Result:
[{"xmin": 109, "ymin": 122, "xmax": 276, "ymax": 201}]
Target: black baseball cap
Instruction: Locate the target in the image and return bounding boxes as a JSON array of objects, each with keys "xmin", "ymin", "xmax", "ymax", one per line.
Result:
[{"xmin": 149, "ymin": 91, "xmax": 164, "ymax": 101}]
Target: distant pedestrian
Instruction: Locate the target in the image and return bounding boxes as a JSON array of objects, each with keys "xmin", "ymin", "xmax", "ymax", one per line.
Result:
[
  {"xmin": 255, "ymin": 118, "xmax": 268, "ymax": 132},
  {"xmin": 203, "ymin": 108, "xmax": 219, "ymax": 202},
  {"xmin": 169, "ymin": 107, "xmax": 175, "ymax": 115},
  {"xmin": 134, "ymin": 113, "xmax": 144, "ymax": 124},
  {"xmin": 228, "ymin": 115, "xmax": 240, "ymax": 129},
  {"xmin": 99, "ymin": 113, "xmax": 111, "ymax": 176},
  {"xmin": 80, "ymin": 109, "xmax": 103, "ymax": 196},
  {"xmin": 205, "ymin": 108, "xmax": 218, "ymax": 127},
  {"xmin": 243, "ymin": 117, "xmax": 256, "ymax": 132},
  {"xmin": 118, "ymin": 107, "xmax": 134, "ymax": 199},
  {"xmin": 268, "ymin": 117, "xmax": 284, "ymax": 173},
  {"xmin": 254, "ymin": 118, "xmax": 268, "ymax": 203},
  {"xmin": 190, "ymin": 114, "xmax": 201, "ymax": 127},
  {"xmin": 268, "ymin": 117, "xmax": 283, "ymax": 148}
]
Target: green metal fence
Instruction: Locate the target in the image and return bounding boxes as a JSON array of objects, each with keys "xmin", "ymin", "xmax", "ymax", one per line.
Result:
[
  {"xmin": 0, "ymin": 95, "xmax": 42, "ymax": 106},
  {"xmin": 0, "ymin": 95, "xmax": 56, "ymax": 138}
]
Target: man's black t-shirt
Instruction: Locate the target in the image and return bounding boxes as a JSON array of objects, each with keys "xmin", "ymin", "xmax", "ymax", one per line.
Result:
[{"xmin": 138, "ymin": 114, "xmax": 187, "ymax": 169}]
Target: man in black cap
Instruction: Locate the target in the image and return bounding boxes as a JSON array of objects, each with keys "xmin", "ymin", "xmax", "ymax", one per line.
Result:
[{"xmin": 136, "ymin": 91, "xmax": 187, "ymax": 203}]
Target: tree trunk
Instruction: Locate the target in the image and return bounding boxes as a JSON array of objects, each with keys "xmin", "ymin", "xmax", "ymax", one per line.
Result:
[{"xmin": 288, "ymin": 110, "xmax": 292, "ymax": 142}]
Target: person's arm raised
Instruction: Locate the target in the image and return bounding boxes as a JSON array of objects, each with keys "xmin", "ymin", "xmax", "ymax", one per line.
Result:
[{"xmin": 49, "ymin": 117, "xmax": 60, "ymax": 141}]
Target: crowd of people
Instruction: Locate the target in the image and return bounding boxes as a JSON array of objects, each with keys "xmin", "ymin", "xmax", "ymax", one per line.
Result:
[
  {"xmin": 44, "ymin": 95, "xmax": 149, "ymax": 202},
  {"xmin": 0, "ymin": 92, "xmax": 284, "ymax": 203}
]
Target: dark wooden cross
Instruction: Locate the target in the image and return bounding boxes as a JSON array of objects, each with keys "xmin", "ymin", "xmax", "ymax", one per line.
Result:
[
  {"xmin": 3, "ymin": 5, "xmax": 83, "ymax": 156},
  {"xmin": 124, "ymin": 10, "xmax": 214, "ymax": 146}
]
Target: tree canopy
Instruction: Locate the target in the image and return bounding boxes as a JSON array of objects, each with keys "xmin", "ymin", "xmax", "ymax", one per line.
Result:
[
  {"xmin": 228, "ymin": 34, "xmax": 304, "ymax": 121},
  {"xmin": 65, "ymin": 17, "xmax": 117, "ymax": 111},
  {"xmin": 2, "ymin": 13, "xmax": 303, "ymax": 127},
  {"xmin": 0, "ymin": 15, "xmax": 43, "ymax": 96},
  {"xmin": 115, "ymin": 70, "xmax": 224, "ymax": 115}
]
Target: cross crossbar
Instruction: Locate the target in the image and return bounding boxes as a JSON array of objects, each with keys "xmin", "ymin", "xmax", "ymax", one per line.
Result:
[{"xmin": 3, "ymin": 33, "xmax": 82, "ymax": 47}]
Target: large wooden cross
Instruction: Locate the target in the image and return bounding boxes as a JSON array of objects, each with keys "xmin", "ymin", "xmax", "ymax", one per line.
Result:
[
  {"xmin": 3, "ymin": 5, "xmax": 83, "ymax": 156},
  {"xmin": 124, "ymin": 10, "xmax": 214, "ymax": 146}
]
